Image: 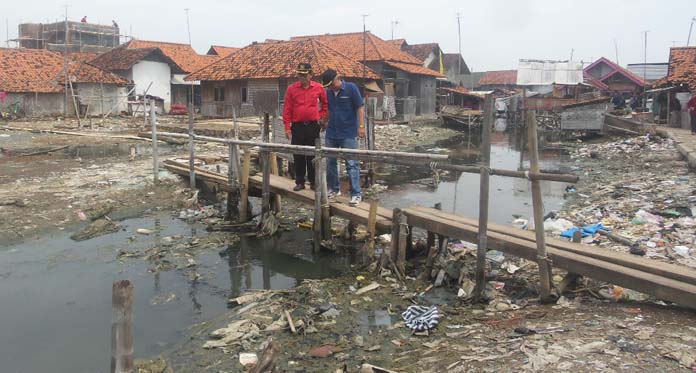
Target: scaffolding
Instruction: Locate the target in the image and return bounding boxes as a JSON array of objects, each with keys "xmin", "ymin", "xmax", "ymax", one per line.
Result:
[{"xmin": 12, "ymin": 21, "xmax": 123, "ymax": 53}]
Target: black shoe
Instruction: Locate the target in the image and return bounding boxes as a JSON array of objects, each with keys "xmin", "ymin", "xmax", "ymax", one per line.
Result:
[{"xmin": 293, "ymin": 184, "xmax": 305, "ymax": 191}]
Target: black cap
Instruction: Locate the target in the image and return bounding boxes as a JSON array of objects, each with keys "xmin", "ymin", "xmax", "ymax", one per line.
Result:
[
  {"xmin": 321, "ymin": 69, "xmax": 338, "ymax": 87},
  {"xmin": 297, "ymin": 63, "xmax": 312, "ymax": 75}
]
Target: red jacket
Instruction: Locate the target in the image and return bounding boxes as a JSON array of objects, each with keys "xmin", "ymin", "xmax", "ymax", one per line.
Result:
[
  {"xmin": 282, "ymin": 81, "xmax": 328, "ymax": 131},
  {"xmin": 688, "ymin": 95, "xmax": 696, "ymax": 113}
]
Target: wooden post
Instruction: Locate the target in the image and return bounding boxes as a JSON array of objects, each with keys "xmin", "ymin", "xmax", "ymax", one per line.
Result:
[
  {"xmin": 367, "ymin": 198, "xmax": 379, "ymax": 257},
  {"xmin": 396, "ymin": 210, "xmax": 408, "ymax": 275},
  {"xmin": 319, "ymin": 149, "xmax": 331, "ymax": 240},
  {"xmin": 473, "ymin": 94, "xmax": 493, "ymax": 301},
  {"xmin": 261, "ymin": 113, "xmax": 271, "ymax": 216},
  {"xmin": 557, "ymin": 231, "xmax": 582, "ymax": 294},
  {"xmin": 270, "ymin": 152, "xmax": 282, "ymax": 213},
  {"xmin": 527, "ymin": 111, "xmax": 553, "ymax": 303},
  {"xmin": 150, "ymin": 101, "xmax": 158, "ymax": 184},
  {"xmin": 313, "ymin": 138, "xmax": 323, "ymax": 252},
  {"xmin": 226, "ymin": 108, "xmax": 241, "ymax": 221},
  {"xmin": 239, "ymin": 151, "xmax": 251, "ymax": 222},
  {"xmin": 390, "ymin": 208, "xmax": 401, "ymax": 264},
  {"xmin": 68, "ymin": 78, "xmax": 81, "ymax": 129},
  {"xmin": 188, "ymin": 101, "xmax": 196, "ymax": 189},
  {"xmin": 111, "ymin": 280, "xmax": 134, "ymax": 373}
]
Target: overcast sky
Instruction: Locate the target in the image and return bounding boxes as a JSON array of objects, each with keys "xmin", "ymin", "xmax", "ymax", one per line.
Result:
[{"xmin": 6, "ymin": 0, "xmax": 695, "ymax": 71}]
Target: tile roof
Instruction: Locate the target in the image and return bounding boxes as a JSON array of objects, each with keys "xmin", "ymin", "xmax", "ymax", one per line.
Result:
[
  {"xmin": 404, "ymin": 43, "xmax": 438, "ymax": 63},
  {"xmin": 442, "ymin": 53, "xmax": 471, "ymax": 75},
  {"xmin": 383, "ymin": 60, "xmax": 445, "ymax": 77},
  {"xmin": 387, "ymin": 39, "xmax": 407, "ymax": 48},
  {"xmin": 126, "ymin": 39, "xmax": 216, "ymax": 73},
  {"xmin": 583, "ymin": 57, "xmax": 645, "ymax": 87},
  {"xmin": 187, "ymin": 39, "xmax": 382, "ymax": 81},
  {"xmin": 478, "ymin": 70, "xmax": 518, "ymax": 85},
  {"xmin": 657, "ymin": 47, "xmax": 696, "ymax": 91},
  {"xmin": 290, "ymin": 32, "xmax": 425, "ymax": 65},
  {"xmin": 206, "ymin": 45, "xmax": 239, "ymax": 57},
  {"xmin": 0, "ymin": 48, "xmax": 127, "ymax": 93},
  {"xmin": 89, "ymin": 44, "xmax": 185, "ymax": 73}
]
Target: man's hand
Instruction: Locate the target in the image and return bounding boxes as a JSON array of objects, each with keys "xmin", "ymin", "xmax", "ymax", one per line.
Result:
[
  {"xmin": 358, "ymin": 126, "xmax": 365, "ymax": 138},
  {"xmin": 285, "ymin": 130, "xmax": 291, "ymax": 140}
]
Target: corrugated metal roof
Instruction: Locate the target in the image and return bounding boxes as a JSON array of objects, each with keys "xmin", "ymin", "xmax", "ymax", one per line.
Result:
[
  {"xmin": 626, "ymin": 63, "xmax": 668, "ymax": 81},
  {"xmin": 516, "ymin": 59, "xmax": 584, "ymax": 86}
]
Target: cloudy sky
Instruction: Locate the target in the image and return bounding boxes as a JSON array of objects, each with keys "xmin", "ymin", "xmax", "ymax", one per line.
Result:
[{"xmin": 6, "ymin": 0, "xmax": 695, "ymax": 71}]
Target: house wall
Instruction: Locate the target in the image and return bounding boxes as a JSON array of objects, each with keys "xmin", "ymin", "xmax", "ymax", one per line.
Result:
[
  {"xmin": 409, "ymin": 75, "xmax": 436, "ymax": 117},
  {"xmin": 131, "ymin": 60, "xmax": 172, "ymax": 111},
  {"xmin": 75, "ymin": 83, "xmax": 127, "ymax": 116},
  {"xmin": 587, "ymin": 63, "xmax": 613, "ymax": 79},
  {"xmin": 245, "ymin": 78, "xmax": 280, "ymax": 117},
  {"xmin": 1, "ymin": 92, "xmax": 69, "ymax": 117},
  {"xmin": 200, "ymin": 80, "xmax": 243, "ymax": 118}
]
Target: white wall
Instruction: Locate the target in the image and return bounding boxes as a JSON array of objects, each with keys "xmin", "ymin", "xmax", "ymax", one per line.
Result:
[
  {"xmin": 76, "ymin": 83, "xmax": 128, "ymax": 116},
  {"xmin": 131, "ymin": 60, "xmax": 172, "ymax": 111}
]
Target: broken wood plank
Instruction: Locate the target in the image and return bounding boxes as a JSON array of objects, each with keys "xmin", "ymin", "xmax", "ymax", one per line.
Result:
[
  {"xmin": 284, "ymin": 310, "xmax": 296, "ymax": 334},
  {"xmin": 355, "ymin": 282, "xmax": 381, "ymax": 295}
]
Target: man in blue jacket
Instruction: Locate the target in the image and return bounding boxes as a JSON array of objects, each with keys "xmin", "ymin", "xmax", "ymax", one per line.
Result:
[{"xmin": 321, "ymin": 69, "xmax": 365, "ymax": 206}]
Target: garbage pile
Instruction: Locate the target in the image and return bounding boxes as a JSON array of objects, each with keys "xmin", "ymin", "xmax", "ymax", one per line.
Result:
[{"xmin": 556, "ymin": 134, "xmax": 695, "ymax": 269}]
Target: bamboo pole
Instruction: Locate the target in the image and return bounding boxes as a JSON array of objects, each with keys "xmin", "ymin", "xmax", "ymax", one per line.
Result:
[
  {"xmin": 261, "ymin": 113, "xmax": 271, "ymax": 216},
  {"xmin": 68, "ymin": 78, "xmax": 81, "ymax": 129},
  {"xmin": 527, "ymin": 111, "xmax": 553, "ymax": 303},
  {"xmin": 270, "ymin": 152, "xmax": 282, "ymax": 213},
  {"xmin": 226, "ymin": 108, "xmax": 241, "ymax": 220},
  {"xmin": 150, "ymin": 101, "xmax": 158, "ymax": 184},
  {"xmin": 367, "ymin": 198, "xmax": 379, "ymax": 257},
  {"xmin": 188, "ymin": 101, "xmax": 196, "ymax": 189},
  {"xmin": 313, "ymin": 138, "xmax": 323, "ymax": 252},
  {"xmin": 111, "ymin": 280, "xmax": 134, "ymax": 373},
  {"xmin": 397, "ymin": 210, "xmax": 408, "ymax": 275},
  {"xmin": 239, "ymin": 151, "xmax": 251, "ymax": 222},
  {"xmin": 473, "ymin": 94, "xmax": 493, "ymax": 301},
  {"xmin": 155, "ymin": 132, "xmax": 578, "ymax": 183},
  {"xmin": 390, "ymin": 208, "xmax": 401, "ymax": 264}
]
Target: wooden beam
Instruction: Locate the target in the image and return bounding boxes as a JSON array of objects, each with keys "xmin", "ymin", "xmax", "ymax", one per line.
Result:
[
  {"xmin": 270, "ymin": 152, "xmax": 282, "ymax": 213},
  {"xmin": 239, "ymin": 151, "xmax": 251, "ymax": 222},
  {"xmin": 111, "ymin": 280, "xmax": 134, "ymax": 373},
  {"xmin": 474, "ymin": 94, "xmax": 493, "ymax": 300}
]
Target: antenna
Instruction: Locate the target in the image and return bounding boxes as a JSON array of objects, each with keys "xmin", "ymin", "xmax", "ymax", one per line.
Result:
[
  {"xmin": 643, "ymin": 31, "xmax": 648, "ymax": 82},
  {"xmin": 613, "ymin": 39, "xmax": 619, "ymax": 64},
  {"xmin": 184, "ymin": 8, "xmax": 192, "ymax": 45},
  {"xmin": 390, "ymin": 19, "xmax": 399, "ymax": 40},
  {"xmin": 570, "ymin": 48, "xmax": 574, "ymax": 61},
  {"xmin": 5, "ymin": 18, "xmax": 8, "ymax": 48},
  {"xmin": 361, "ymin": 14, "xmax": 368, "ymax": 82},
  {"xmin": 688, "ymin": 17, "xmax": 696, "ymax": 46},
  {"xmin": 456, "ymin": 13, "xmax": 462, "ymax": 75}
]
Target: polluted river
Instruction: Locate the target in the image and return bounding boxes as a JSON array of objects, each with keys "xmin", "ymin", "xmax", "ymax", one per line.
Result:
[{"xmin": 0, "ymin": 120, "xmax": 575, "ymax": 372}]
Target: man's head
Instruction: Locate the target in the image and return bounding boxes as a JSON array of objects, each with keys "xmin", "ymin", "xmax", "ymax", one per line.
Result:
[
  {"xmin": 321, "ymin": 69, "xmax": 342, "ymax": 91},
  {"xmin": 297, "ymin": 63, "xmax": 313, "ymax": 86}
]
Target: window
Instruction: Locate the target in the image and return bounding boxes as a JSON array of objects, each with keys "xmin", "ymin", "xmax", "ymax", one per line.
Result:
[
  {"xmin": 241, "ymin": 87, "xmax": 248, "ymax": 103},
  {"xmin": 214, "ymin": 87, "xmax": 225, "ymax": 102}
]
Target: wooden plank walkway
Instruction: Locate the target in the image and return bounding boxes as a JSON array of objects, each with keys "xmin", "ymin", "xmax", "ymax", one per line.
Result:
[
  {"xmin": 402, "ymin": 207, "xmax": 696, "ymax": 309},
  {"xmin": 163, "ymin": 160, "xmax": 393, "ymax": 230}
]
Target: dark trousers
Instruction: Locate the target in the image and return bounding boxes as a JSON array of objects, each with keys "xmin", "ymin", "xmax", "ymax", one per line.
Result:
[
  {"xmin": 691, "ymin": 112, "xmax": 696, "ymax": 134},
  {"xmin": 291, "ymin": 121, "xmax": 320, "ymax": 185}
]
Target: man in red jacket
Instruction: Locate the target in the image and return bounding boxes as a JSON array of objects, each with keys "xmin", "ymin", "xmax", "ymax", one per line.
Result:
[
  {"xmin": 283, "ymin": 63, "xmax": 328, "ymax": 191},
  {"xmin": 688, "ymin": 92, "xmax": 696, "ymax": 134}
]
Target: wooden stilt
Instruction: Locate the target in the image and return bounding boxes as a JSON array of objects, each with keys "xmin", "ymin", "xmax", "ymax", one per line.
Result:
[
  {"xmin": 367, "ymin": 198, "xmax": 379, "ymax": 258},
  {"xmin": 270, "ymin": 152, "xmax": 282, "ymax": 214},
  {"xmin": 390, "ymin": 208, "xmax": 401, "ymax": 264},
  {"xmin": 261, "ymin": 113, "xmax": 271, "ymax": 216},
  {"xmin": 558, "ymin": 230, "xmax": 583, "ymax": 294},
  {"xmin": 188, "ymin": 101, "xmax": 196, "ymax": 189},
  {"xmin": 111, "ymin": 280, "xmax": 134, "ymax": 373},
  {"xmin": 239, "ymin": 151, "xmax": 251, "ymax": 222},
  {"xmin": 150, "ymin": 100, "xmax": 158, "ymax": 184},
  {"xmin": 527, "ymin": 111, "xmax": 553, "ymax": 303},
  {"xmin": 313, "ymin": 138, "xmax": 323, "ymax": 252},
  {"xmin": 227, "ymin": 108, "xmax": 241, "ymax": 221},
  {"xmin": 473, "ymin": 94, "xmax": 493, "ymax": 301},
  {"xmin": 397, "ymin": 210, "xmax": 408, "ymax": 275},
  {"xmin": 319, "ymin": 152, "xmax": 331, "ymax": 240}
]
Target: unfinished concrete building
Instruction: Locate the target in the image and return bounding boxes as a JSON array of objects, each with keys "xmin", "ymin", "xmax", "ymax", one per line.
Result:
[{"xmin": 16, "ymin": 21, "xmax": 120, "ymax": 53}]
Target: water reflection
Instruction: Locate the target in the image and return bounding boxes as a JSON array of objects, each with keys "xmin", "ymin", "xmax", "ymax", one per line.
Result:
[{"xmin": 378, "ymin": 120, "xmax": 571, "ymax": 225}]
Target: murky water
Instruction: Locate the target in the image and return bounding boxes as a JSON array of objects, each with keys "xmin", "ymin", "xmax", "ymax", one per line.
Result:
[
  {"xmin": 378, "ymin": 120, "xmax": 571, "ymax": 225},
  {"xmin": 0, "ymin": 120, "xmax": 573, "ymax": 372},
  {"xmin": 0, "ymin": 212, "xmax": 349, "ymax": 373}
]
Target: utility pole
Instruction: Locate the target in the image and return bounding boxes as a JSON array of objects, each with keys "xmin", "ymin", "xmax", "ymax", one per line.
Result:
[
  {"xmin": 5, "ymin": 18, "xmax": 9, "ymax": 48},
  {"xmin": 613, "ymin": 39, "xmax": 619, "ymax": 64},
  {"xmin": 390, "ymin": 19, "xmax": 399, "ymax": 40},
  {"xmin": 456, "ymin": 13, "xmax": 462, "ymax": 75},
  {"xmin": 64, "ymin": 5, "xmax": 69, "ymax": 118},
  {"xmin": 361, "ymin": 14, "xmax": 368, "ymax": 83},
  {"xmin": 184, "ymin": 8, "xmax": 192, "ymax": 45},
  {"xmin": 643, "ymin": 31, "xmax": 648, "ymax": 82},
  {"xmin": 688, "ymin": 17, "xmax": 696, "ymax": 46},
  {"xmin": 570, "ymin": 48, "xmax": 574, "ymax": 61}
]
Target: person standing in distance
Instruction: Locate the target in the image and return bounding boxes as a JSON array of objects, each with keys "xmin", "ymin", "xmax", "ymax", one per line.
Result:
[
  {"xmin": 283, "ymin": 63, "xmax": 328, "ymax": 191},
  {"xmin": 320, "ymin": 69, "xmax": 365, "ymax": 206}
]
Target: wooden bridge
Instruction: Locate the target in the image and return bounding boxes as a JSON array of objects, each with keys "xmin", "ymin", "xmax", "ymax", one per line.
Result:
[{"xmin": 155, "ymin": 100, "xmax": 696, "ymax": 309}]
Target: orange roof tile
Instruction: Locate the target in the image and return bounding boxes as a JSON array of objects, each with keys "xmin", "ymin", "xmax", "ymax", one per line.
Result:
[
  {"xmin": 187, "ymin": 39, "xmax": 381, "ymax": 81},
  {"xmin": 90, "ymin": 44, "xmax": 185, "ymax": 73},
  {"xmin": 661, "ymin": 47, "xmax": 696, "ymax": 91},
  {"xmin": 207, "ymin": 45, "xmax": 239, "ymax": 57},
  {"xmin": 127, "ymin": 39, "xmax": 219, "ymax": 73},
  {"xmin": 404, "ymin": 43, "xmax": 439, "ymax": 63},
  {"xmin": 478, "ymin": 70, "xmax": 518, "ymax": 85},
  {"xmin": 291, "ymin": 32, "xmax": 424, "ymax": 65},
  {"xmin": 383, "ymin": 60, "xmax": 445, "ymax": 77},
  {"xmin": 387, "ymin": 39, "xmax": 407, "ymax": 48},
  {"xmin": 0, "ymin": 48, "xmax": 127, "ymax": 93}
]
